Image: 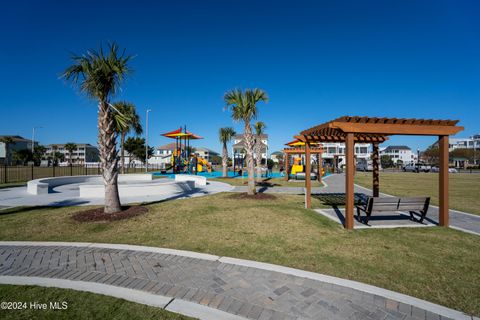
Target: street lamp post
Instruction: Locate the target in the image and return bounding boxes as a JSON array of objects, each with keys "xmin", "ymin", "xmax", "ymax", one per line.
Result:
[
  {"xmin": 417, "ymin": 148, "xmax": 420, "ymax": 173},
  {"xmin": 32, "ymin": 126, "xmax": 42, "ymax": 154},
  {"xmin": 145, "ymin": 109, "xmax": 152, "ymax": 172}
]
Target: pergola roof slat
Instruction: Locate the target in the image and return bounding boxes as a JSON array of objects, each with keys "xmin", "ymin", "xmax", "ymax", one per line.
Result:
[{"xmin": 300, "ymin": 115, "xmax": 463, "ymax": 141}]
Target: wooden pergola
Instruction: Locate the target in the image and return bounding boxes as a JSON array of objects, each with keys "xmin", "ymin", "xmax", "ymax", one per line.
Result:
[
  {"xmin": 295, "ymin": 116, "xmax": 464, "ymax": 230},
  {"xmin": 283, "ymin": 142, "xmax": 323, "ymax": 183}
]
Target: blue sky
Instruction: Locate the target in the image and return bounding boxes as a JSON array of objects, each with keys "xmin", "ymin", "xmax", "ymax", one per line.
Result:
[{"xmin": 1, "ymin": 0, "xmax": 479, "ymax": 153}]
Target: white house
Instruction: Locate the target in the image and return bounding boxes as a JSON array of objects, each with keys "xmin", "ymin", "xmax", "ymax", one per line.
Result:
[
  {"xmin": 45, "ymin": 143, "xmax": 99, "ymax": 164},
  {"xmin": 147, "ymin": 142, "xmax": 182, "ymax": 168},
  {"xmin": 270, "ymin": 151, "xmax": 283, "ymax": 163},
  {"xmin": 321, "ymin": 142, "xmax": 372, "ymax": 167},
  {"xmin": 379, "ymin": 145, "xmax": 417, "ymax": 165},
  {"xmin": 449, "ymin": 134, "xmax": 480, "ymax": 152},
  {"xmin": 193, "ymin": 147, "xmax": 220, "ymax": 163},
  {"xmin": 232, "ymin": 134, "xmax": 268, "ymax": 168},
  {"xmin": 0, "ymin": 135, "xmax": 37, "ymax": 165}
]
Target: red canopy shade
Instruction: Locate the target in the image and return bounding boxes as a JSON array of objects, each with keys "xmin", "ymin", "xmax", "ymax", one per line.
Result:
[
  {"xmin": 161, "ymin": 128, "xmax": 183, "ymax": 138},
  {"xmin": 161, "ymin": 128, "xmax": 203, "ymax": 139}
]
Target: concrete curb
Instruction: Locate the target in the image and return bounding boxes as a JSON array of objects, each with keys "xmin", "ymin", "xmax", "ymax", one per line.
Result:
[
  {"xmin": 0, "ymin": 276, "xmax": 172, "ymax": 308},
  {"xmin": 0, "ymin": 276, "xmax": 247, "ymax": 320},
  {"xmin": 0, "ymin": 241, "xmax": 220, "ymax": 261},
  {"xmin": 0, "ymin": 241, "xmax": 474, "ymax": 320}
]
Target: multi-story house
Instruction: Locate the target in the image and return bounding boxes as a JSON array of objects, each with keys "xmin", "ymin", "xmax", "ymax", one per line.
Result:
[
  {"xmin": 45, "ymin": 143, "xmax": 99, "ymax": 164},
  {"xmin": 193, "ymin": 147, "xmax": 220, "ymax": 163},
  {"xmin": 0, "ymin": 135, "xmax": 37, "ymax": 165},
  {"xmin": 232, "ymin": 134, "xmax": 268, "ymax": 168},
  {"xmin": 449, "ymin": 134, "xmax": 480, "ymax": 152},
  {"xmin": 321, "ymin": 142, "xmax": 372, "ymax": 167},
  {"xmin": 147, "ymin": 143, "xmax": 184, "ymax": 168},
  {"xmin": 379, "ymin": 145, "xmax": 417, "ymax": 165}
]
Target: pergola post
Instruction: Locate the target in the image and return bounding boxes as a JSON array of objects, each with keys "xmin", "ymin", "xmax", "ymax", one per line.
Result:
[
  {"xmin": 284, "ymin": 153, "xmax": 289, "ymax": 181},
  {"xmin": 305, "ymin": 142, "xmax": 312, "ymax": 209},
  {"xmin": 439, "ymin": 135, "xmax": 449, "ymax": 226},
  {"xmin": 345, "ymin": 133, "xmax": 355, "ymax": 230},
  {"xmin": 372, "ymin": 142, "xmax": 380, "ymax": 197}
]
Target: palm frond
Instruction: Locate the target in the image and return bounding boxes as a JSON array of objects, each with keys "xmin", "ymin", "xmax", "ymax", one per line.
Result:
[
  {"xmin": 254, "ymin": 121, "xmax": 266, "ymax": 136},
  {"xmin": 61, "ymin": 43, "xmax": 134, "ymax": 102},
  {"xmin": 112, "ymin": 101, "xmax": 143, "ymax": 136},
  {"xmin": 219, "ymin": 127, "xmax": 236, "ymax": 144}
]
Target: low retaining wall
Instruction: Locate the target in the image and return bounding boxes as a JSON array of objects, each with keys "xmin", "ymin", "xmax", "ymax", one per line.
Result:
[
  {"xmin": 174, "ymin": 174, "xmax": 207, "ymax": 187},
  {"xmin": 27, "ymin": 174, "xmax": 153, "ymax": 195},
  {"xmin": 79, "ymin": 180, "xmax": 195, "ymax": 198}
]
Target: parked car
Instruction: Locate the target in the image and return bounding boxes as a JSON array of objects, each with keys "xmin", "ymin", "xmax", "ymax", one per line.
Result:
[
  {"xmin": 430, "ymin": 166, "xmax": 458, "ymax": 173},
  {"xmin": 356, "ymin": 160, "xmax": 382, "ymax": 172},
  {"xmin": 403, "ymin": 162, "xmax": 431, "ymax": 173},
  {"xmin": 357, "ymin": 161, "xmax": 372, "ymax": 172}
]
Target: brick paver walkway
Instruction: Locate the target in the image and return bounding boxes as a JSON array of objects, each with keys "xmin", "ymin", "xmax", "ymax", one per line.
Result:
[{"xmin": 0, "ymin": 243, "xmax": 460, "ymax": 320}]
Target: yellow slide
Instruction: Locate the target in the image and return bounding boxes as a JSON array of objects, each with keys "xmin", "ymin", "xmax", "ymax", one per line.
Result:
[
  {"xmin": 291, "ymin": 164, "xmax": 303, "ymax": 175},
  {"xmin": 197, "ymin": 157, "xmax": 212, "ymax": 173},
  {"xmin": 291, "ymin": 157, "xmax": 303, "ymax": 175}
]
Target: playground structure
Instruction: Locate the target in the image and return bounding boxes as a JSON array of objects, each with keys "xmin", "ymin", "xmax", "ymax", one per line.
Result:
[
  {"xmin": 161, "ymin": 127, "xmax": 212, "ymax": 174},
  {"xmin": 283, "ymin": 139, "xmax": 324, "ymax": 181}
]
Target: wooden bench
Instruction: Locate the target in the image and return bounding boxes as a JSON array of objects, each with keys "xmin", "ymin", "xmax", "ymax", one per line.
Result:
[{"xmin": 356, "ymin": 196, "xmax": 430, "ymax": 224}]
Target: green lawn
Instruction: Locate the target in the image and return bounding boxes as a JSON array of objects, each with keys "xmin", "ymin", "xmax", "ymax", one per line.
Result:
[
  {"xmin": 0, "ymin": 194, "xmax": 479, "ymax": 315},
  {"xmin": 0, "ymin": 285, "xmax": 192, "ymax": 320},
  {"xmin": 0, "ymin": 182, "xmax": 26, "ymax": 189},
  {"xmin": 210, "ymin": 176, "xmax": 323, "ymax": 187},
  {"xmin": 355, "ymin": 172, "xmax": 480, "ymax": 215}
]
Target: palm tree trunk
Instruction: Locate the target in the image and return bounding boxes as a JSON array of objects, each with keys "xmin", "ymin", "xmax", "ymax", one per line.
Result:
[
  {"xmin": 98, "ymin": 101, "xmax": 122, "ymax": 213},
  {"xmin": 243, "ymin": 123, "xmax": 256, "ymax": 195},
  {"xmin": 121, "ymin": 132, "xmax": 126, "ymax": 174},
  {"xmin": 222, "ymin": 142, "xmax": 228, "ymax": 178},
  {"xmin": 255, "ymin": 139, "xmax": 262, "ymax": 182}
]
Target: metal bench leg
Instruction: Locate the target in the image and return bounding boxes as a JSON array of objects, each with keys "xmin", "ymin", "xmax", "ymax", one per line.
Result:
[
  {"xmin": 410, "ymin": 211, "xmax": 425, "ymax": 223},
  {"xmin": 418, "ymin": 210, "xmax": 426, "ymax": 223},
  {"xmin": 364, "ymin": 212, "xmax": 371, "ymax": 225},
  {"xmin": 409, "ymin": 211, "xmax": 418, "ymax": 222},
  {"xmin": 356, "ymin": 207, "xmax": 362, "ymax": 222}
]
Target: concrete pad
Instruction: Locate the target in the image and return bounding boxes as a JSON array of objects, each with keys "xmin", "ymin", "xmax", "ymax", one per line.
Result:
[{"xmin": 315, "ymin": 208, "xmax": 436, "ymax": 229}]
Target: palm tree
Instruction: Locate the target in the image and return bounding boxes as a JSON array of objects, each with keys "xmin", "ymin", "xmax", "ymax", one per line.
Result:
[
  {"xmin": 224, "ymin": 88, "xmax": 268, "ymax": 195},
  {"xmin": 254, "ymin": 121, "xmax": 266, "ymax": 182},
  {"xmin": 0, "ymin": 137, "xmax": 15, "ymax": 165},
  {"xmin": 112, "ymin": 101, "xmax": 143, "ymax": 174},
  {"xmin": 218, "ymin": 127, "xmax": 236, "ymax": 178},
  {"xmin": 64, "ymin": 143, "xmax": 77, "ymax": 165},
  {"xmin": 62, "ymin": 43, "xmax": 133, "ymax": 214}
]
